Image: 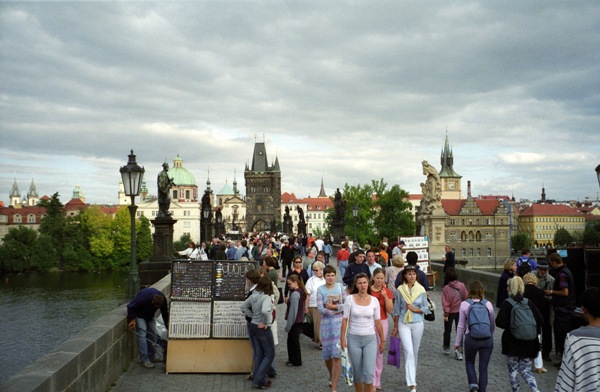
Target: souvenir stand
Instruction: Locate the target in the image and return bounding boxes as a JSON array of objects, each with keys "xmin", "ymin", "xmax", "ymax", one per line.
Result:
[
  {"xmin": 166, "ymin": 260, "xmax": 255, "ymax": 373},
  {"xmin": 400, "ymin": 236, "xmax": 437, "ymax": 288}
]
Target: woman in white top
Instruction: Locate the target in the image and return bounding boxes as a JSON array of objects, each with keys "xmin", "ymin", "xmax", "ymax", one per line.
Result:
[
  {"xmin": 341, "ymin": 273, "xmax": 385, "ymax": 392},
  {"xmin": 305, "ymin": 261, "xmax": 326, "ymax": 348}
]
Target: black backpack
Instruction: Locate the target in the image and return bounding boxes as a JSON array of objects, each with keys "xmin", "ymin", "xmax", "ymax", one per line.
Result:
[{"xmin": 518, "ymin": 257, "xmax": 532, "ymax": 276}]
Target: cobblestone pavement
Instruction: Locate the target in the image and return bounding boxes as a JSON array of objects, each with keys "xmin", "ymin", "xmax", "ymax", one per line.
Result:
[{"xmin": 110, "ymin": 258, "xmax": 560, "ymax": 392}]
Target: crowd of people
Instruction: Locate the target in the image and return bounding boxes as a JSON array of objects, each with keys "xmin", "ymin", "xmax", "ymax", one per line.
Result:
[{"xmin": 127, "ymin": 235, "xmax": 599, "ymax": 392}]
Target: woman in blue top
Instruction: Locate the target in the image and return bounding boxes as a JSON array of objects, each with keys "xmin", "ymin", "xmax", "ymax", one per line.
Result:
[{"xmin": 392, "ymin": 265, "xmax": 431, "ymax": 392}]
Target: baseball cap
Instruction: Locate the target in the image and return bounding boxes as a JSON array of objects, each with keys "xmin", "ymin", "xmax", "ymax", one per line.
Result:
[
  {"xmin": 398, "ymin": 240, "xmax": 406, "ymax": 245},
  {"xmin": 537, "ymin": 260, "xmax": 549, "ymax": 269}
]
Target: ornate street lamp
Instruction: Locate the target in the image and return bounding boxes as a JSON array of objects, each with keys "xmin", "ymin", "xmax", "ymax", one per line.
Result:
[
  {"xmin": 120, "ymin": 150, "xmax": 145, "ymax": 299},
  {"xmin": 203, "ymin": 205, "xmax": 210, "ymax": 244},
  {"xmin": 353, "ymin": 205, "xmax": 358, "ymax": 243}
]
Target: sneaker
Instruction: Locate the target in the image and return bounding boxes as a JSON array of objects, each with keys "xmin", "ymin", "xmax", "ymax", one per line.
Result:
[
  {"xmin": 151, "ymin": 354, "xmax": 163, "ymax": 363},
  {"xmin": 443, "ymin": 348, "xmax": 451, "ymax": 355},
  {"xmin": 142, "ymin": 361, "xmax": 155, "ymax": 369},
  {"xmin": 454, "ymin": 349, "xmax": 463, "ymax": 360},
  {"xmin": 469, "ymin": 387, "xmax": 479, "ymax": 392}
]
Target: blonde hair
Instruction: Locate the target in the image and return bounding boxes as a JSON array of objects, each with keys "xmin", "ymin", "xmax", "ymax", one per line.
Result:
[
  {"xmin": 392, "ymin": 254, "xmax": 405, "ymax": 268},
  {"xmin": 522, "ymin": 272, "xmax": 538, "ymax": 286},
  {"xmin": 507, "ymin": 276, "xmax": 525, "ymax": 296},
  {"xmin": 503, "ymin": 259, "xmax": 516, "ymax": 271}
]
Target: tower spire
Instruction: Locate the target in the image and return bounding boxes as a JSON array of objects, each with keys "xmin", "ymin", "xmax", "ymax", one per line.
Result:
[{"xmin": 318, "ymin": 177, "xmax": 327, "ymax": 198}]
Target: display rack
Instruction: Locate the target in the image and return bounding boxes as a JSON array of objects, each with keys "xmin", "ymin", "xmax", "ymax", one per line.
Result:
[{"xmin": 400, "ymin": 236, "xmax": 438, "ymax": 288}]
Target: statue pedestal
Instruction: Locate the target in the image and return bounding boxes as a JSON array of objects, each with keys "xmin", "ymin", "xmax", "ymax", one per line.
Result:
[
  {"xmin": 422, "ymin": 208, "xmax": 447, "ymax": 261},
  {"xmin": 331, "ymin": 222, "xmax": 346, "ymax": 244},
  {"xmin": 140, "ymin": 217, "xmax": 177, "ymax": 286},
  {"xmin": 297, "ymin": 222, "xmax": 307, "ymax": 237}
]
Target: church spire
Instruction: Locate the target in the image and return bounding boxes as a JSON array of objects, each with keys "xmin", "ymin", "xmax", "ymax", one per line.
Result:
[
  {"xmin": 439, "ymin": 130, "xmax": 461, "ymax": 178},
  {"xmin": 233, "ymin": 169, "xmax": 239, "ymax": 195},
  {"xmin": 318, "ymin": 177, "xmax": 327, "ymax": 198}
]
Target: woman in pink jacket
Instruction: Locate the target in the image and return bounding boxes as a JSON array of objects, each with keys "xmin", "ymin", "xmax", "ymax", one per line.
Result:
[{"xmin": 442, "ymin": 267, "xmax": 468, "ymax": 357}]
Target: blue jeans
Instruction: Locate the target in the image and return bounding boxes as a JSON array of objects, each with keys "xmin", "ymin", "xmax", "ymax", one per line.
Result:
[
  {"xmin": 247, "ymin": 321, "xmax": 276, "ymax": 377},
  {"xmin": 347, "ymin": 333, "xmax": 377, "ymax": 384},
  {"xmin": 136, "ymin": 317, "xmax": 157, "ymax": 363},
  {"xmin": 250, "ymin": 324, "xmax": 275, "ymax": 387},
  {"xmin": 464, "ymin": 334, "xmax": 493, "ymax": 392},
  {"xmin": 339, "ymin": 260, "xmax": 348, "ymax": 285}
]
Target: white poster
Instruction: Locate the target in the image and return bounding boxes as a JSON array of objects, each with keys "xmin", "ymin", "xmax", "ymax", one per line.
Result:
[
  {"xmin": 212, "ymin": 301, "xmax": 248, "ymax": 338},
  {"xmin": 169, "ymin": 301, "xmax": 212, "ymax": 339}
]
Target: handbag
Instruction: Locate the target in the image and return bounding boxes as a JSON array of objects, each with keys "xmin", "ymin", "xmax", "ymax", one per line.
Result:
[
  {"xmin": 341, "ymin": 346, "xmax": 354, "ymax": 386},
  {"xmin": 387, "ymin": 335, "xmax": 401, "ymax": 368},
  {"xmin": 302, "ymin": 311, "xmax": 314, "ymax": 340},
  {"xmin": 424, "ymin": 297, "xmax": 435, "ymax": 322}
]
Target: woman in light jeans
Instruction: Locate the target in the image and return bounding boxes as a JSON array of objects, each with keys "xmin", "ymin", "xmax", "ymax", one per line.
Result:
[
  {"xmin": 370, "ymin": 268, "xmax": 393, "ymax": 391},
  {"xmin": 341, "ymin": 273, "xmax": 385, "ymax": 392},
  {"xmin": 392, "ymin": 265, "xmax": 431, "ymax": 392},
  {"xmin": 305, "ymin": 261, "xmax": 326, "ymax": 348}
]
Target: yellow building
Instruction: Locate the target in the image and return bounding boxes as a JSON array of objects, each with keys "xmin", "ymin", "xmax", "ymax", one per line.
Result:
[{"xmin": 518, "ymin": 204, "xmax": 585, "ymax": 247}]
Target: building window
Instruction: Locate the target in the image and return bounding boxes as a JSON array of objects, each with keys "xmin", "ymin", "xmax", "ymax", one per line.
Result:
[
  {"xmin": 27, "ymin": 214, "xmax": 36, "ymax": 223},
  {"xmin": 462, "ymin": 249, "xmax": 466, "ymax": 257},
  {"xmin": 477, "ymin": 248, "xmax": 481, "ymax": 257},
  {"xmin": 476, "ymin": 231, "xmax": 481, "ymax": 241},
  {"xmin": 487, "ymin": 248, "xmax": 492, "ymax": 256},
  {"xmin": 14, "ymin": 214, "xmax": 22, "ymax": 223},
  {"xmin": 469, "ymin": 248, "xmax": 474, "ymax": 256},
  {"xmin": 186, "ymin": 190, "xmax": 191, "ymax": 199},
  {"xmin": 172, "ymin": 190, "xmax": 178, "ymax": 199}
]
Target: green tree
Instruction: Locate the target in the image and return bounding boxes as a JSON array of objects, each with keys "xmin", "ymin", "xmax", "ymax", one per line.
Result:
[
  {"xmin": 0, "ymin": 226, "xmax": 39, "ymax": 272},
  {"xmin": 174, "ymin": 233, "xmax": 192, "ymax": 253},
  {"xmin": 111, "ymin": 207, "xmax": 133, "ymax": 269},
  {"xmin": 372, "ymin": 181, "xmax": 415, "ymax": 240},
  {"xmin": 342, "ymin": 182, "xmax": 377, "ymax": 245},
  {"xmin": 554, "ymin": 228, "xmax": 574, "ymax": 246},
  {"xmin": 511, "ymin": 232, "xmax": 531, "ymax": 253},
  {"xmin": 80, "ymin": 206, "xmax": 115, "ymax": 269},
  {"xmin": 582, "ymin": 226, "xmax": 600, "ymax": 245},
  {"xmin": 38, "ymin": 193, "xmax": 69, "ymax": 267},
  {"xmin": 137, "ymin": 215, "xmax": 153, "ymax": 262},
  {"xmin": 30, "ymin": 233, "xmax": 59, "ymax": 271}
]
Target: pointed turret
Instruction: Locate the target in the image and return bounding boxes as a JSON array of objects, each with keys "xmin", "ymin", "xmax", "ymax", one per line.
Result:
[
  {"xmin": 27, "ymin": 179, "xmax": 39, "ymax": 206},
  {"xmin": 318, "ymin": 178, "xmax": 327, "ymax": 198},
  {"xmin": 273, "ymin": 155, "xmax": 281, "ymax": 172},
  {"xmin": 233, "ymin": 169, "xmax": 239, "ymax": 195},
  {"xmin": 10, "ymin": 178, "xmax": 20, "ymax": 207},
  {"xmin": 439, "ymin": 131, "xmax": 460, "ymax": 178}
]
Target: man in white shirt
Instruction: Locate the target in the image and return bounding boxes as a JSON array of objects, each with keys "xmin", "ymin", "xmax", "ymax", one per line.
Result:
[
  {"xmin": 315, "ymin": 236, "xmax": 324, "ymax": 252},
  {"xmin": 365, "ymin": 250, "xmax": 382, "ymax": 276}
]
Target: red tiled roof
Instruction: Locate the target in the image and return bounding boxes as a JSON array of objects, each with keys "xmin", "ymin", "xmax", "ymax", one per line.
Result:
[
  {"xmin": 281, "ymin": 192, "xmax": 300, "ymax": 203},
  {"xmin": 441, "ymin": 198, "xmax": 501, "ymax": 216},
  {"xmin": 520, "ymin": 204, "xmax": 583, "ymax": 216},
  {"xmin": 64, "ymin": 198, "xmax": 88, "ymax": 210},
  {"xmin": 305, "ymin": 197, "xmax": 333, "ymax": 211},
  {"xmin": 407, "ymin": 194, "xmax": 422, "ymax": 201}
]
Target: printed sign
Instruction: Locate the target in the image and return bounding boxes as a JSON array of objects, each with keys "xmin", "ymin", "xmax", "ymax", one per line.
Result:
[
  {"xmin": 399, "ymin": 236, "xmax": 429, "ymax": 249},
  {"xmin": 171, "ymin": 261, "xmax": 214, "ymax": 301}
]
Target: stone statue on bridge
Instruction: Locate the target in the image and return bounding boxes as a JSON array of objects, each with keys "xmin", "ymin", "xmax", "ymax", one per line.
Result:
[{"xmin": 157, "ymin": 162, "xmax": 175, "ymax": 218}]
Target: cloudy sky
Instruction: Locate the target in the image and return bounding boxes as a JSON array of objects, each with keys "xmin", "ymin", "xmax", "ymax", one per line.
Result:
[{"xmin": 1, "ymin": 2, "xmax": 599, "ymax": 207}]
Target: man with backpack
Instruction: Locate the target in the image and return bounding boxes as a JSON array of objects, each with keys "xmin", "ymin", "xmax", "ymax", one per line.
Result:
[{"xmin": 516, "ymin": 248, "xmax": 538, "ymax": 276}]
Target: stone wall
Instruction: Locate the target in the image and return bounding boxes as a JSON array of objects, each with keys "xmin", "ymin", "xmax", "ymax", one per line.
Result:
[
  {"xmin": 2, "ymin": 275, "xmax": 171, "ymax": 392},
  {"xmin": 431, "ymin": 262, "xmax": 500, "ymax": 303}
]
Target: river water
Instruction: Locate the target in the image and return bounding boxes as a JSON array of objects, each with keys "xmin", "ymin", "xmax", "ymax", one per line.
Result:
[{"xmin": 0, "ymin": 271, "xmax": 128, "ymax": 384}]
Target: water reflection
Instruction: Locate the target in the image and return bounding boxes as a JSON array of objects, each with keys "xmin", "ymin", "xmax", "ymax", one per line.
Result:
[{"xmin": 0, "ymin": 271, "xmax": 128, "ymax": 384}]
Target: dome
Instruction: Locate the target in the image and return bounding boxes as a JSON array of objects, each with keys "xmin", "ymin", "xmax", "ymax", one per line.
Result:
[{"xmin": 168, "ymin": 155, "xmax": 196, "ymax": 186}]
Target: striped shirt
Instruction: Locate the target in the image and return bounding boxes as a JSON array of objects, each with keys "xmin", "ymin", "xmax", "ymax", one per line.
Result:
[{"xmin": 554, "ymin": 327, "xmax": 600, "ymax": 392}]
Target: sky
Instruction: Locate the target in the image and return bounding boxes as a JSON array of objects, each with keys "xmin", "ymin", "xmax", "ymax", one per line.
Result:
[{"xmin": 1, "ymin": 2, "xmax": 599, "ymax": 207}]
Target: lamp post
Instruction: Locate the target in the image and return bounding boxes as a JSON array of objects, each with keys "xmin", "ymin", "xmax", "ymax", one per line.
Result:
[
  {"xmin": 120, "ymin": 150, "xmax": 145, "ymax": 299},
  {"xmin": 596, "ymin": 164, "xmax": 600, "ymax": 190},
  {"xmin": 203, "ymin": 205, "xmax": 210, "ymax": 245},
  {"xmin": 353, "ymin": 205, "xmax": 358, "ymax": 243}
]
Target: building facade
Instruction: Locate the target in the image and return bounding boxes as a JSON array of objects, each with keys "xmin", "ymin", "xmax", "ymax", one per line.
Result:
[{"xmin": 518, "ymin": 203, "xmax": 585, "ymax": 248}]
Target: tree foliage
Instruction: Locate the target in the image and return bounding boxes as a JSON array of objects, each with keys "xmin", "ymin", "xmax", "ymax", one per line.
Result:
[
  {"xmin": 328, "ymin": 179, "xmax": 414, "ymax": 246},
  {"xmin": 554, "ymin": 228, "xmax": 574, "ymax": 246},
  {"xmin": 511, "ymin": 232, "xmax": 531, "ymax": 253}
]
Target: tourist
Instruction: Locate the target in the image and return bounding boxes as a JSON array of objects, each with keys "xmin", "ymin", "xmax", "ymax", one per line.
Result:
[
  {"xmin": 365, "ymin": 250, "xmax": 382, "ymax": 276},
  {"xmin": 302, "ymin": 248, "xmax": 316, "ymax": 274},
  {"xmin": 495, "ymin": 277, "xmax": 543, "ymax": 392},
  {"xmin": 241, "ymin": 276, "xmax": 276, "ymax": 390},
  {"xmin": 522, "ymin": 273, "xmax": 547, "ymax": 374},
  {"xmin": 284, "ymin": 275, "xmax": 308, "ymax": 366},
  {"xmin": 226, "ymin": 240, "xmax": 237, "ymax": 260},
  {"xmin": 126, "ymin": 287, "xmax": 169, "ymax": 369},
  {"xmin": 534, "ymin": 260, "xmax": 554, "ymax": 362},
  {"xmin": 442, "ymin": 244, "xmax": 455, "ymax": 276},
  {"xmin": 236, "ymin": 239, "xmax": 250, "ymax": 260},
  {"xmin": 455, "ymin": 280, "xmax": 495, "ymax": 392},
  {"xmin": 323, "ymin": 239, "xmax": 332, "ymax": 265},
  {"xmin": 394, "ymin": 251, "xmax": 430, "ymax": 291},
  {"xmin": 177, "ymin": 242, "xmax": 196, "ymax": 258},
  {"xmin": 379, "ymin": 243, "xmax": 389, "ymax": 267},
  {"xmin": 341, "ymin": 273, "xmax": 385, "ymax": 392},
  {"xmin": 496, "ymin": 259, "xmax": 516, "ymax": 308},
  {"xmin": 442, "ymin": 267, "xmax": 468, "ymax": 356},
  {"xmin": 392, "ymin": 265, "xmax": 431, "ymax": 391},
  {"xmin": 336, "ymin": 242, "xmax": 351, "ymax": 284},
  {"xmin": 385, "ymin": 254, "xmax": 404, "ymax": 297},
  {"xmin": 342, "ymin": 249, "xmax": 371, "ymax": 291},
  {"xmin": 280, "ymin": 239, "xmax": 295, "ymax": 278},
  {"xmin": 544, "ymin": 253, "xmax": 576, "ymax": 365},
  {"xmin": 263, "ymin": 256, "xmax": 279, "ymax": 286},
  {"xmin": 317, "ymin": 265, "xmax": 347, "ymax": 392},
  {"xmin": 370, "ymin": 268, "xmax": 393, "ymax": 391},
  {"xmin": 305, "ymin": 261, "xmax": 326, "ymax": 349},
  {"xmin": 554, "ymin": 287, "xmax": 600, "ymax": 392},
  {"xmin": 284, "ymin": 256, "xmax": 309, "ymax": 302}
]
